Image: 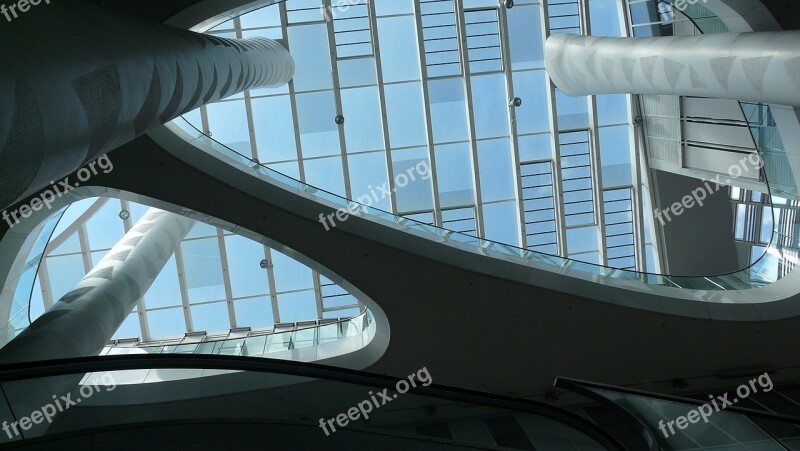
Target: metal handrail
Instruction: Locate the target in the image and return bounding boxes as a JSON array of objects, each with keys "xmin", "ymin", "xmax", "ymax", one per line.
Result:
[{"xmin": 108, "ymin": 309, "xmax": 369, "ymax": 348}]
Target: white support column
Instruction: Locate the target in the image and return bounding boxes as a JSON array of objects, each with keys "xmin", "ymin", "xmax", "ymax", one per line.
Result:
[
  {"xmin": 545, "ymin": 31, "xmax": 800, "ymax": 106},
  {"xmin": 0, "ymin": 209, "xmax": 195, "ymax": 363},
  {"xmin": 0, "ymin": 0, "xmax": 295, "ymax": 211}
]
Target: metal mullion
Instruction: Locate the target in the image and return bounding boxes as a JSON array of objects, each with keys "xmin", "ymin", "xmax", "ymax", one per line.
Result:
[
  {"xmin": 279, "ymin": 3, "xmax": 307, "ymax": 182},
  {"xmin": 453, "ymin": 0, "xmax": 485, "ymax": 237},
  {"xmin": 263, "ymin": 246, "xmax": 280, "ymax": 323},
  {"xmin": 365, "ymin": 0, "xmax": 399, "ymax": 213},
  {"xmin": 312, "ymin": 271, "xmax": 324, "ymax": 319},
  {"xmin": 498, "ymin": 4, "xmax": 527, "ymax": 248},
  {"xmin": 635, "ymin": 93, "xmax": 665, "ymax": 272},
  {"xmin": 77, "ymin": 224, "xmax": 93, "ymax": 273},
  {"xmin": 172, "ymin": 244, "xmax": 193, "ymax": 333},
  {"xmin": 43, "ymin": 198, "xmax": 108, "ymax": 254},
  {"xmin": 630, "ymin": 100, "xmax": 649, "ymax": 271},
  {"xmin": 588, "ymin": 110, "xmax": 609, "ymax": 265},
  {"xmin": 119, "ymin": 200, "xmax": 133, "ymax": 232},
  {"xmin": 38, "ymin": 261, "xmax": 54, "ymax": 310},
  {"xmin": 234, "ymin": 17, "xmax": 261, "ymax": 162},
  {"xmin": 323, "ymin": 0, "xmax": 353, "ymax": 199},
  {"xmin": 216, "ymin": 228, "xmax": 236, "ymax": 328},
  {"xmin": 200, "ymin": 104, "xmax": 210, "ymax": 135},
  {"xmin": 540, "ymin": 0, "xmax": 568, "ymax": 255},
  {"xmin": 412, "ymin": 0, "xmax": 444, "ymax": 226},
  {"xmin": 136, "ymin": 305, "xmax": 151, "ymax": 343},
  {"xmin": 579, "ymin": 0, "xmax": 591, "ymax": 35}
]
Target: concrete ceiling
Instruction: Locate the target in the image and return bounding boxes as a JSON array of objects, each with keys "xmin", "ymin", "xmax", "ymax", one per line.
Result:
[
  {"xmin": 56, "ymin": 131, "xmax": 800, "ymax": 407},
  {"xmin": 61, "ymin": 0, "xmax": 799, "ymax": 405},
  {"xmin": 95, "ymin": 0, "xmax": 204, "ymax": 23},
  {"xmin": 758, "ymin": 0, "xmax": 799, "ymax": 29}
]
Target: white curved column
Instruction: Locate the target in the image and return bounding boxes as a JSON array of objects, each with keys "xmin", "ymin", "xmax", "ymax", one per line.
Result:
[
  {"xmin": 544, "ymin": 31, "xmax": 800, "ymax": 106},
  {"xmin": 0, "ymin": 0, "xmax": 294, "ymax": 211},
  {"xmin": 0, "ymin": 209, "xmax": 195, "ymax": 363}
]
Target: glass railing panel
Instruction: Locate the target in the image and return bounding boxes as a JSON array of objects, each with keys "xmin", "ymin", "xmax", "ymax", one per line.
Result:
[
  {"xmin": 667, "ymin": 276, "xmax": 729, "ymax": 291},
  {"xmin": 353, "ymin": 205, "xmax": 394, "ymax": 224},
  {"xmin": 242, "ymin": 335, "xmax": 267, "ymax": 357},
  {"xmin": 194, "ymin": 341, "xmax": 220, "ymax": 355},
  {"xmin": 748, "ymin": 250, "xmax": 782, "ymax": 285},
  {"xmin": 584, "ymin": 386, "xmax": 785, "ymax": 450},
  {"xmin": 104, "ymin": 311, "xmax": 374, "ymax": 360},
  {"xmin": 265, "ymin": 332, "xmax": 292, "ymax": 353},
  {"xmin": 292, "ymin": 328, "xmax": 316, "ymax": 350},
  {"xmin": 525, "ymin": 251, "xmax": 567, "ymax": 267},
  {"xmin": 215, "ymin": 338, "xmax": 246, "ymax": 356},
  {"xmin": 492, "ymin": 242, "xmax": 527, "ymax": 259},
  {"xmin": 706, "ymin": 274, "xmax": 757, "ymax": 291},
  {"xmin": 403, "ymin": 220, "xmax": 440, "ymax": 235},
  {"xmin": 749, "ymin": 417, "xmax": 800, "ymax": 449},
  {"xmin": 345, "ymin": 317, "xmax": 364, "ymax": 337},
  {"xmin": 317, "ymin": 323, "xmax": 340, "ymax": 345},
  {"xmin": 173, "ymin": 343, "xmax": 199, "ymax": 354}
]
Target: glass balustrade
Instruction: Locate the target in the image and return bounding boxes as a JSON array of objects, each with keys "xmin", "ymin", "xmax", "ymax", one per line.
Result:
[{"xmin": 167, "ymin": 114, "xmax": 800, "ymax": 295}]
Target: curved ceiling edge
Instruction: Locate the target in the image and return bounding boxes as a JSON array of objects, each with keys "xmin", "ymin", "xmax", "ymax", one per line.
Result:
[
  {"xmin": 0, "ymin": 186, "xmax": 390, "ymax": 371},
  {"xmin": 149, "ymin": 121, "xmax": 800, "ymax": 322}
]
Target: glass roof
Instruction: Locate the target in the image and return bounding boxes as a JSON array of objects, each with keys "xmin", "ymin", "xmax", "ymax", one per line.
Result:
[
  {"xmin": 27, "ymin": 197, "xmax": 362, "ymax": 342},
  {"xmin": 185, "ymin": 0, "xmax": 662, "ymax": 273}
]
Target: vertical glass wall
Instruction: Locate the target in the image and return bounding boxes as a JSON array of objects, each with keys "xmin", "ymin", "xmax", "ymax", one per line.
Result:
[{"xmin": 28, "ymin": 198, "xmax": 362, "ymax": 342}]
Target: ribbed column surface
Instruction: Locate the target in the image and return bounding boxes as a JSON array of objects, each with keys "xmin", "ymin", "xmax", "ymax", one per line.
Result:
[
  {"xmin": 0, "ymin": 0, "xmax": 294, "ymax": 210},
  {"xmin": 545, "ymin": 31, "xmax": 800, "ymax": 106},
  {"xmin": 0, "ymin": 209, "xmax": 195, "ymax": 363}
]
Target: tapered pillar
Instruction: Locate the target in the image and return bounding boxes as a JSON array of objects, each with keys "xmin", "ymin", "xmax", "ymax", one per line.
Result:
[
  {"xmin": 0, "ymin": 0, "xmax": 294, "ymax": 210},
  {"xmin": 545, "ymin": 31, "xmax": 800, "ymax": 106},
  {"xmin": 0, "ymin": 209, "xmax": 195, "ymax": 363}
]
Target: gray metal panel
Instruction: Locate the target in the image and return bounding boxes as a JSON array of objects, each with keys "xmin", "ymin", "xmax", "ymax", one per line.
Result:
[
  {"xmin": 683, "ymin": 121, "xmax": 754, "ymax": 149},
  {"xmin": 683, "ymin": 145, "xmax": 760, "ymax": 180},
  {"xmin": 683, "ymin": 97, "xmax": 747, "ymax": 122}
]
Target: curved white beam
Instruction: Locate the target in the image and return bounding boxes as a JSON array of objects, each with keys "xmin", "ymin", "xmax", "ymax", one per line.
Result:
[{"xmin": 544, "ymin": 31, "xmax": 800, "ymax": 106}]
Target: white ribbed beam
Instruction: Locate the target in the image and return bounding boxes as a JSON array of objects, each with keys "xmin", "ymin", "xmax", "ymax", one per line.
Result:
[
  {"xmin": 0, "ymin": 209, "xmax": 195, "ymax": 363},
  {"xmin": 0, "ymin": 0, "xmax": 294, "ymax": 211},
  {"xmin": 545, "ymin": 31, "xmax": 800, "ymax": 106}
]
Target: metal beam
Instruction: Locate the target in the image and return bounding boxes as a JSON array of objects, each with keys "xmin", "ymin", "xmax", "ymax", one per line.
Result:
[
  {"xmin": 412, "ymin": 0, "xmax": 444, "ymax": 226},
  {"xmin": 323, "ymin": 0, "xmax": 354, "ymax": 199},
  {"xmin": 497, "ymin": 4, "xmax": 528, "ymax": 248},
  {"xmin": 453, "ymin": 0, "xmax": 486, "ymax": 237},
  {"xmin": 365, "ymin": 0, "xmax": 400, "ymax": 214},
  {"xmin": 541, "ymin": 0, "xmax": 569, "ymax": 256}
]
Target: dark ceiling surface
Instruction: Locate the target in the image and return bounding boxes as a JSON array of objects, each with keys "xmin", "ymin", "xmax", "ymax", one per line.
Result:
[
  {"xmin": 759, "ymin": 0, "xmax": 798, "ymax": 29},
  {"xmin": 95, "ymin": 0, "xmax": 204, "ymax": 23}
]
